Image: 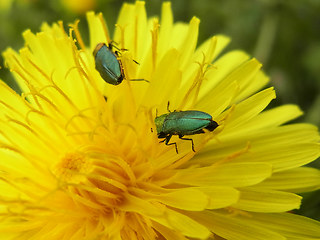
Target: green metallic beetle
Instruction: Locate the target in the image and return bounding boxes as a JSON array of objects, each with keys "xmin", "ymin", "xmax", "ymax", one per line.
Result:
[
  {"xmin": 154, "ymin": 109, "xmax": 219, "ymax": 153},
  {"xmin": 93, "ymin": 42, "xmax": 147, "ymax": 85},
  {"xmin": 93, "ymin": 42, "xmax": 124, "ymax": 85}
]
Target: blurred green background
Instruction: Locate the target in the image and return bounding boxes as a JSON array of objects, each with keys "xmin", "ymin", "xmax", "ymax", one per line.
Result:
[{"xmin": 0, "ymin": 0, "xmax": 320, "ymax": 220}]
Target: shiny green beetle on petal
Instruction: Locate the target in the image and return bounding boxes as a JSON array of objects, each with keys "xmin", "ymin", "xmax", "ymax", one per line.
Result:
[
  {"xmin": 93, "ymin": 42, "xmax": 148, "ymax": 85},
  {"xmin": 154, "ymin": 110, "xmax": 219, "ymax": 153},
  {"xmin": 93, "ymin": 42, "xmax": 124, "ymax": 85}
]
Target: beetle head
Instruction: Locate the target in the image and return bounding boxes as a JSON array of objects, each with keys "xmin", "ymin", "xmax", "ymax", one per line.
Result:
[
  {"xmin": 205, "ymin": 120, "xmax": 219, "ymax": 132},
  {"xmin": 154, "ymin": 114, "xmax": 167, "ymax": 134}
]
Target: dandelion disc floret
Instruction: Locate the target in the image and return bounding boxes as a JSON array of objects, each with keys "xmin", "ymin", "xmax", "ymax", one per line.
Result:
[{"xmin": 1, "ymin": 1, "xmax": 320, "ymax": 240}]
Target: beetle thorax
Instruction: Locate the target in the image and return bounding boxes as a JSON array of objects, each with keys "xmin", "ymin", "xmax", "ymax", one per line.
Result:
[{"xmin": 154, "ymin": 114, "xmax": 168, "ymax": 133}]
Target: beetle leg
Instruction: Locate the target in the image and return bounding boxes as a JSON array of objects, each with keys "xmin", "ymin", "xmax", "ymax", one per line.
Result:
[
  {"xmin": 167, "ymin": 143, "xmax": 178, "ymax": 154},
  {"xmin": 129, "ymin": 78, "xmax": 150, "ymax": 83},
  {"xmin": 114, "ymin": 50, "xmax": 121, "ymax": 57},
  {"xmin": 164, "ymin": 134, "xmax": 178, "ymax": 153},
  {"xmin": 179, "ymin": 135, "xmax": 195, "ymax": 152},
  {"xmin": 132, "ymin": 59, "xmax": 140, "ymax": 65},
  {"xmin": 158, "ymin": 132, "xmax": 167, "ymax": 139},
  {"xmin": 164, "ymin": 134, "xmax": 172, "ymax": 144},
  {"xmin": 158, "ymin": 134, "xmax": 178, "ymax": 153}
]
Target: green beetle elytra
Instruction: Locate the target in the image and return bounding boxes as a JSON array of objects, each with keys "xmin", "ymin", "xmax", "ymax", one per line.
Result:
[
  {"xmin": 154, "ymin": 110, "xmax": 219, "ymax": 153},
  {"xmin": 93, "ymin": 42, "xmax": 124, "ymax": 85},
  {"xmin": 93, "ymin": 42, "xmax": 148, "ymax": 85}
]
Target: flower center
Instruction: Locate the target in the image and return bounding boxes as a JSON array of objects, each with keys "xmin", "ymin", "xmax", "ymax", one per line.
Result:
[
  {"xmin": 54, "ymin": 152, "xmax": 90, "ymax": 183},
  {"xmin": 53, "ymin": 149, "xmax": 138, "ymax": 211}
]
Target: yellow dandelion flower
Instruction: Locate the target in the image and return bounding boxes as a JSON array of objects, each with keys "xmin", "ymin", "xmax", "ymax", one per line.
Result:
[{"xmin": 1, "ymin": 1, "xmax": 320, "ymax": 239}]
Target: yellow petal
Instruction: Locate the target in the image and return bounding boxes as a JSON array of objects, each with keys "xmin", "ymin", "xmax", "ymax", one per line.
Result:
[
  {"xmin": 141, "ymin": 48, "xmax": 181, "ymax": 108},
  {"xmin": 252, "ymin": 104, "xmax": 303, "ymax": 127},
  {"xmin": 121, "ymin": 194, "xmax": 210, "ymax": 238},
  {"xmin": 233, "ymin": 188, "xmax": 302, "ymax": 212},
  {"xmin": 222, "ymin": 105, "xmax": 304, "ymax": 138},
  {"xmin": 195, "ymin": 186, "xmax": 240, "ymax": 209},
  {"xmin": 247, "ymin": 212, "xmax": 320, "ymax": 239},
  {"xmin": 234, "ymin": 70, "xmax": 269, "ymax": 102},
  {"xmin": 198, "ymin": 50, "xmax": 250, "ymax": 100},
  {"xmin": 212, "ymin": 34, "xmax": 231, "ymax": 60},
  {"xmin": 133, "ymin": 1, "xmax": 149, "ymax": 59},
  {"xmin": 131, "ymin": 187, "xmax": 210, "ymax": 211},
  {"xmin": 195, "ymin": 78, "xmax": 239, "ymax": 118},
  {"xmin": 161, "ymin": 208, "xmax": 211, "ymax": 239},
  {"xmin": 220, "ymin": 87, "xmax": 276, "ymax": 132},
  {"xmin": 188, "ymin": 54, "xmax": 262, "ymax": 114},
  {"xmin": 201, "ymin": 124, "xmax": 320, "ymax": 171},
  {"xmin": 155, "ymin": 188, "xmax": 209, "ymax": 211},
  {"xmin": 179, "ymin": 35, "xmax": 231, "ymax": 111},
  {"xmin": 189, "ymin": 210, "xmax": 285, "ymax": 240},
  {"xmin": 0, "ymin": 80, "xmax": 29, "ymax": 118},
  {"xmin": 242, "ymin": 142, "xmax": 320, "ymax": 172},
  {"xmin": 178, "ymin": 17, "xmax": 200, "ymax": 73},
  {"xmin": 87, "ymin": 11, "xmax": 109, "ymax": 49},
  {"xmin": 174, "ymin": 162, "xmax": 272, "ymax": 187},
  {"xmin": 158, "ymin": 2, "xmax": 173, "ymax": 58},
  {"xmin": 256, "ymin": 167, "xmax": 320, "ymax": 193},
  {"xmin": 170, "ymin": 23, "xmax": 189, "ymax": 52},
  {"xmin": 152, "ymin": 221, "xmax": 188, "ymax": 240}
]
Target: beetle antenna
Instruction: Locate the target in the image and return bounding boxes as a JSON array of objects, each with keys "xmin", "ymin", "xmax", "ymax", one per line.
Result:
[
  {"xmin": 108, "ymin": 41, "xmax": 129, "ymax": 52},
  {"xmin": 108, "ymin": 41, "xmax": 139, "ymax": 65},
  {"xmin": 108, "ymin": 40, "xmax": 117, "ymax": 50},
  {"xmin": 167, "ymin": 101, "xmax": 171, "ymax": 112}
]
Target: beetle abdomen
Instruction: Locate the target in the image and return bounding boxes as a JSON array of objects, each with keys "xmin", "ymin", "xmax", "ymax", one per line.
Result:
[
  {"xmin": 162, "ymin": 110, "xmax": 216, "ymax": 135},
  {"xmin": 94, "ymin": 43, "xmax": 123, "ymax": 85}
]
